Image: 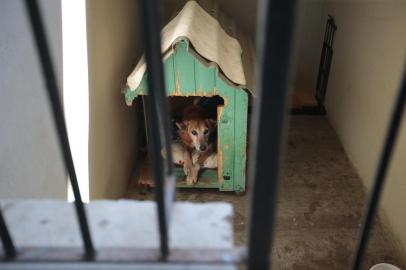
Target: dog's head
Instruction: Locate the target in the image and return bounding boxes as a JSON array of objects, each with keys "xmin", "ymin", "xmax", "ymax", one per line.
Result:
[{"xmin": 176, "ymin": 119, "xmax": 216, "ymax": 152}]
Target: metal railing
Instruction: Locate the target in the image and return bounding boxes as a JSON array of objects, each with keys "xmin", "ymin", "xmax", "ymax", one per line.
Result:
[
  {"xmin": 25, "ymin": 0, "xmax": 95, "ymax": 258},
  {"xmin": 315, "ymin": 15, "xmax": 337, "ymax": 114},
  {"xmin": 0, "ymin": 0, "xmax": 405, "ymax": 269}
]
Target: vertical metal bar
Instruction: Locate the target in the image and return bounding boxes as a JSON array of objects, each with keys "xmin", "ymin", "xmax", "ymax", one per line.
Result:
[
  {"xmin": 327, "ymin": 16, "xmax": 337, "ymax": 46},
  {"xmin": 326, "ymin": 24, "xmax": 332, "ymax": 44},
  {"xmin": 316, "ymin": 46, "xmax": 327, "ymax": 98},
  {"xmin": 247, "ymin": 0, "xmax": 298, "ymax": 269},
  {"xmin": 324, "ymin": 19, "xmax": 329, "ymax": 43},
  {"xmin": 330, "ymin": 22, "xmax": 334, "ymax": 45},
  {"xmin": 137, "ymin": 3, "xmax": 174, "ymax": 176},
  {"xmin": 24, "ymin": 0, "xmax": 95, "ymax": 258},
  {"xmin": 319, "ymin": 48, "xmax": 333, "ymax": 103},
  {"xmin": 351, "ymin": 70, "xmax": 406, "ymax": 269},
  {"xmin": 328, "ymin": 23, "xmax": 333, "ymax": 46},
  {"xmin": 0, "ymin": 209, "xmax": 16, "ymax": 259},
  {"xmin": 137, "ymin": 0, "xmax": 176, "ymax": 259},
  {"xmin": 316, "ymin": 15, "xmax": 336, "ymax": 112},
  {"xmin": 330, "ymin": 26, "xmax": 334, "ymax": 45}
]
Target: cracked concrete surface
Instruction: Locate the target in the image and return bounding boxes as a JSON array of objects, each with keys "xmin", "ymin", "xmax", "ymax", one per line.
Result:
[{"xmin": 126, "ymin": 116, "xmax": 405, "ymax": 269}]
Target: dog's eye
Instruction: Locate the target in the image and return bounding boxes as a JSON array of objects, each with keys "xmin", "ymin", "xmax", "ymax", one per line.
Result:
[
  {"xmin": 203, "ymin": 129, "xmax": 209, "ymax": 135},
  {"xmin": 191, "ymin": 130, "xmax": 198, "ymax": 136}
]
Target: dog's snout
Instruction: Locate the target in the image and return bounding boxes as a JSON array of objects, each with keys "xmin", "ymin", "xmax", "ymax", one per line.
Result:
[{"xmin": 199, "ymin": 145, "xmax": 207, "ymax": 152}]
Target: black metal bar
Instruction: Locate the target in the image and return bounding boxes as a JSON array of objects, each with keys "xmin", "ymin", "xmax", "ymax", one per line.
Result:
[
  {"xmin": 315, "ymin": 15, "xmax": 337, "ymax": 112},
  {"xmin": 142, "ymin": 95, "xmax": 173, "ymax": 259},
  {"xmin": 247, "ymin": 0, "xmax": 298, "ymax": 269},
  {"xmin": 318, "ymin": 47, "xmax": 333, "ymax": 104},
  {"xmin": 137, "ymin": 0, "xmax": 176, "ymax": 259},
  {"xmin": 326, "ymin": 24, "xmax": 331, "ymax": 44},
  {"xmin": 329, "ymin": 16, "xmax": 337, "ymax": 45},
  {"xmin": 324, "ymin": 19, "xmax": 329, "ymax": 43},
  {"xmin": 0, "ymin": 209, "xmax": 16, "ymax": 259},
  {"xmin": 329, "ymin": 25, "xmax": 334, "ymax": 45},
  {"xmin": 316, "ymin": 47, "xmax": 327, "ymax": 97},
  {"xmin": 351, "ymin": 70, "xmax": 406, "ymax": 269},
  {"xmin": 24, "ymin": 0, "xmax": 95, "ymax": 258}
]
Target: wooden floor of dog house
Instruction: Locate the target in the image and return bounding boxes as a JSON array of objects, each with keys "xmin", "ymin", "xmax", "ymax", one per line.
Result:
[{"xmin": 138, "ymin": 158, "xmax": 220, "ymax": 188}]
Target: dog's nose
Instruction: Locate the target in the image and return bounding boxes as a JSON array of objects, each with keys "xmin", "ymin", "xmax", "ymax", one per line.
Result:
[{"xmin": 199, "ymin": 145, "xmax": 207, "ymax": 152}]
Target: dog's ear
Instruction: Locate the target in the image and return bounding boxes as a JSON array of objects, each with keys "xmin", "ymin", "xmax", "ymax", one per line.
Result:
[
  {"xmin": 206, "ymin": 119, "xmax": 217, "ymax": 128},
  {"xmin": 176, "ymin": 121, "xmax": 187, "ymax": 131}
]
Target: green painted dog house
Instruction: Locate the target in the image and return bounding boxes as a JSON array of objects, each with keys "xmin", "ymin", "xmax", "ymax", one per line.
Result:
[{"xmin": 123, "ymin": 1, "xmax": 254, "ymax": 193}]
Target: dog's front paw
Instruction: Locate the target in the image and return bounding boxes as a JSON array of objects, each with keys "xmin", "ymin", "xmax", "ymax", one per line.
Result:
[
  {"xmin": 183, "ymin": 162, "xmax": 192, "ymax": 176},
  {"xmin": 190, "ymin": 163, "xmax": 200, "ymax": 184},
  {"xmin": 186, "ymin": 174, "xmax": 194, "ymax": 185}
]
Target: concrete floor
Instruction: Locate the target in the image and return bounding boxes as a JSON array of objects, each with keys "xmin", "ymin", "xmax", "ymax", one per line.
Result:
[{"xmin": 126, "ymin": 116, "xmax": 405, "ymax": 270}]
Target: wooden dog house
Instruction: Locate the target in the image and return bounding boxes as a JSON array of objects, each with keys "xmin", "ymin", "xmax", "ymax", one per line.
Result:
[{"xmin": 123, "ymin": 1, "xmax": 255, "ymax": 193}]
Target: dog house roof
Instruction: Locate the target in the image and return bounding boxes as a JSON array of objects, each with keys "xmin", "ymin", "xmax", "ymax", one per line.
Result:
[{"xmin": 126, "ymin": 0, "xmax": 255, "ymax": 95}]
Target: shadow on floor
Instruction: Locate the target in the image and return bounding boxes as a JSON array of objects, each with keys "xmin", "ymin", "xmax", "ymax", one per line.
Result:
[{"xmin": 126, "ymin": 116, "xmax": 405, "ymax": 270}]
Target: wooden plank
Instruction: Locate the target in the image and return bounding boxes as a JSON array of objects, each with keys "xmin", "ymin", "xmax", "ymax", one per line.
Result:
[
  {"xmin": 173, "ymin": 41, "xmax": 195, "ymax": 96},
  {"xmin": 194, "ymin": 58, "xmax": 217, "ymax": 95},
  {"xmin": 216, "ymin": 79, "xmax": 235, "ymax": 191},
  {"xmin": 125, "ymin": 77, "xmax": 148, "ymax": 105},
  {"xmin": 164, "ymin": 56, "xmax": 176, "ymax": 95},
  {"xmin": 124, "ymin": 87, "xmax": 137, "ymax": 106},
  {"xmin": 138, "ymin": 77, "xmax": 148, "ymax": 95},
  {"xmin": 233, "ymin": 89, "xmax": 248, "ymax": 193}
]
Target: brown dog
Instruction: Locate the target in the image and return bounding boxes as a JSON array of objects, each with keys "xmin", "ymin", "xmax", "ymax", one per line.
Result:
[{"xmin": 176, "ymin": 102, "xmax": 216, "ymax": 185}]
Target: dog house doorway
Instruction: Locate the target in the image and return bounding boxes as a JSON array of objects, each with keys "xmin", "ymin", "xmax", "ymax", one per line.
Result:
[{"xmin": 138, "ymin": 96, "xmax": 229, "ymax": 189}]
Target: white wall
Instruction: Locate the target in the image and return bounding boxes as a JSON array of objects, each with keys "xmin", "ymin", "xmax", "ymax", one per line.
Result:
[
  {"xmin": 0, "ymin": 0, "xmax": 66, "ymax": 199},
  {"xmin": 86, "ymin": 0, "xmax": 141, "ymax": 199},
  {"xmin": 325, "ymin": 0, "xmax": 406, "ymax": 253}
]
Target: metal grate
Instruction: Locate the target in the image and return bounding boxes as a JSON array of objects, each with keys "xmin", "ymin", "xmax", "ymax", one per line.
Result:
[
  {"xmin": 0, "ymin": 0, "xmax": 405, "ymax": 269},
  {"xmin": 315, "ymin": 15, "xmax": 337, "ymax": 114}
]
